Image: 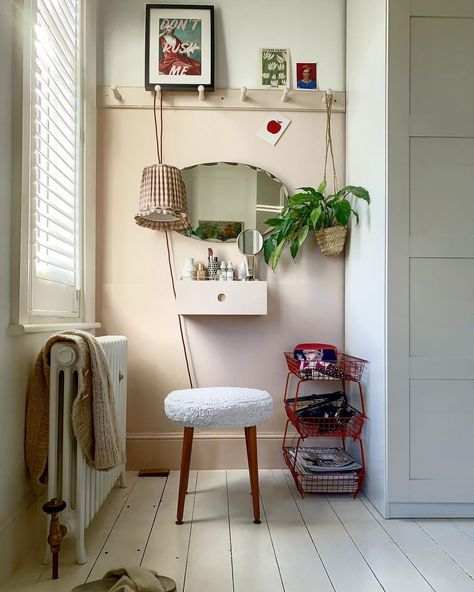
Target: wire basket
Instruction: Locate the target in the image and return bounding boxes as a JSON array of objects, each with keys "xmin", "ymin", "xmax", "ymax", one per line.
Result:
[
  {"xmin": 285, "ymin": 352, "xmax": 367, "ymax": 383},
  {"xmin": 285, "ymin": 401, "xmax": 365, "ymax": 439},
  {"xmin": 283, "ymin": 447, "xmax": 364, "ymax": 496}
]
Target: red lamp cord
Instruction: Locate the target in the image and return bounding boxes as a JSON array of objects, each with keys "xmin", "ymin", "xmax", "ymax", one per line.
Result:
[{"xmin": 153, "ymin": 89, "xmax": 194, "ymax": 389}]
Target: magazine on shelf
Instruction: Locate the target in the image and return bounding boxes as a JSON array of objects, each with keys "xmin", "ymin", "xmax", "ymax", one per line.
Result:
[{"xmin": 287, "ymin": 447, "xmax": 362, "ymax": 474}]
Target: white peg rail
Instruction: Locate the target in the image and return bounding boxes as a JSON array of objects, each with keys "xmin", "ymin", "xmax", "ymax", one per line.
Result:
[{"xmin": 98, "ymin": 86, "xmax": 346, "ymax": 113}]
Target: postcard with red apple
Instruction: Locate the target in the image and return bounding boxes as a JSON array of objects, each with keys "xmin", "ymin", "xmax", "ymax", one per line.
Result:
[{"xmin": 257, "ymin": 112, "xmax": 291, "ymax": 146}]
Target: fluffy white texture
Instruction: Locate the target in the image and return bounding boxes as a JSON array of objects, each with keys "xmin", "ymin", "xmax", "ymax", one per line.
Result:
[{"xmin": 164, "ymin": 387, "xmax": 273, "ymax": 428}]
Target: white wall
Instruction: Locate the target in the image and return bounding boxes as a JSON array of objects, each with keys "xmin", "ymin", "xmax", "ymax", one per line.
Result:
[
  {"xmin": 0, "ymin": 0, "xmax": 51, "ymax": 579},
  {"xmin": 98, "ymin": 0, "xmax": 346, "ymax": 90},
  {"xmin": 345, "ymin": 1, "xmax": 387, "ymax": 515}
]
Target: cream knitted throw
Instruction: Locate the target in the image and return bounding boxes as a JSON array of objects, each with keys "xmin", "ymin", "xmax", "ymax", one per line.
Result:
[{"xmin": 25, "ymin": 330, "xmax": 125, "ymax": 491}]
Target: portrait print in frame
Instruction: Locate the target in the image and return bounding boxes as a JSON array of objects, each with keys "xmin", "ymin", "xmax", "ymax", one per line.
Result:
[{"xmin": 145, "ymin": 4, "xmax": 214, "ymax": 91}]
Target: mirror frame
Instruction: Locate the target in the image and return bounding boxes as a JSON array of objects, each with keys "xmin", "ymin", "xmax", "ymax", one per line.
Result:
[{"xmin": 179, "ymin": 161, "xmax": 288, "ymax": 243}]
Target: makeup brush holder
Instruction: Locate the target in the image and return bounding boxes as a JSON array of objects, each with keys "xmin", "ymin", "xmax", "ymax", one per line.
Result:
[{"xmin": 208, "ymin": 257, "xmax": 218, "ymax": 280}]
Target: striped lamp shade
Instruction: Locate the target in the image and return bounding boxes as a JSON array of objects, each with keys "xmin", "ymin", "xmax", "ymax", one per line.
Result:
[{"xmin": 135, "ymin": 164, "xmax": 191, "ymax": 231}]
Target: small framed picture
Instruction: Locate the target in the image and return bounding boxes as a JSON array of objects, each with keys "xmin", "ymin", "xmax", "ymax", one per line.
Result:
[
  {"xmin": 197, "ymin": 220, "xmax": 243, "ymax": 242},
  {"xmin": 260, "ymin": 48, "xmax": 290, "ymax": 88},
  {"xmin": 145, "ymin": 4, "xmax": 214, "ymax": 91},
  {"xmin": 296, "ymin": 63, "xmax": 318, "ymax": 90}
]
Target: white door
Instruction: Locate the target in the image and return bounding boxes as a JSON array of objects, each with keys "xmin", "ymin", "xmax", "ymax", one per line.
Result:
[{"xmin": 388, "ymin": 0, "xmax": 474, "ymax": 514}]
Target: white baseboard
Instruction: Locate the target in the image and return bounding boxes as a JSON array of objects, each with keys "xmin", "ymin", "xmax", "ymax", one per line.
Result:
[
  {"xmin": 126, "ymin": 431, "xmax": 288, "ymax": 470},
  {"xmin": 0, "ymin": 492, "xmax": 45, "ymax": 581},
  {"xmin": 388, "ymin": 502, "xmax": 474, "ymax": 518}
]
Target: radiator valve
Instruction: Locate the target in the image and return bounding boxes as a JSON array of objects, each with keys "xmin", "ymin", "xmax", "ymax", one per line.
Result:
[{"xmin": 43, "ymin": 498, "xmax": 67, "ymax": 580}]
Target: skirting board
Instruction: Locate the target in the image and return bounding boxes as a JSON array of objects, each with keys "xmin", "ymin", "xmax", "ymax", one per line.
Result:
[
  {"xmin": 388, "ymin": 502, "xmax": 474, "ymax": 519},
  {"xmin": 126, "ymin": 432, "xmax": 287, "ymax": 470},
  {"xmin": 0, "ymin": 492, "xmax": 45, "ymax": 581}
]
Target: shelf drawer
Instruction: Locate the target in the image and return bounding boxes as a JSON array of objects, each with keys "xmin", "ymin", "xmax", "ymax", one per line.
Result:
[{"xmin": 175, "ymin": 280, "xmax": 267, "ymax": 315}]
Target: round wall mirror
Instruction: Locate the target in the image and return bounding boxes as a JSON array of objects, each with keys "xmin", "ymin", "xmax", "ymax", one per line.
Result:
[
  {"xmin": 237, "ymin": 229, "xmax": 264, "ymax": 256},
  {"xmin": 180, "ymin": 162, "xmax": 288, "ymax": 242}
]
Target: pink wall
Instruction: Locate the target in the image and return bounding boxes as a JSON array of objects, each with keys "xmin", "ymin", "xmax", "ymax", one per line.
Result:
[{"xmin": 96, "ymin": 104, "xmax": 345, "ymax": 469}]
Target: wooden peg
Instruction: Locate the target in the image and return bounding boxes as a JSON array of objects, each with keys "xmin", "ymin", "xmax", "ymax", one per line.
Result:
[{"xmin": 110, "ymin": 85, "xmax": 123, "ymax": 102}]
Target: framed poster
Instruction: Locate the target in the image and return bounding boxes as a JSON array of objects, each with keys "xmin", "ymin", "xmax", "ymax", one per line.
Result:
[
  {"xmin": 145, "ymin": 4, "xmax": 214, "ymax": 91},
  {"xmin": 260, "ymin": 48, "xmax": 290, "ymax": 89},
  {"xmin": 296, "ymin": 63, "xmax": 318, "ymax": 90}
]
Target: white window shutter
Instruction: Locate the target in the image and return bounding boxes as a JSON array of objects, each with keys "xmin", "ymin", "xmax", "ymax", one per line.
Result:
[{"xmin": 30, "ymin": 0, "xmax": 82, "ymax": 317}]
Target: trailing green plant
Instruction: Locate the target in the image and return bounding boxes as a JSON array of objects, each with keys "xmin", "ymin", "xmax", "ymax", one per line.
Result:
[{"xmin": 263, "ymin": 180, "xmax": 370, "ymax": 270}]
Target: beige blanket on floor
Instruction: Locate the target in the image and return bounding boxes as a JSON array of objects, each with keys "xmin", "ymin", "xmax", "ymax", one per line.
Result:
[
  {"xmin": 71, "ymin": 568, "xmax": 176, "ymax": 592},
  {"xmin": 26, "ymin": 330, "xmax": 125, "ymax": 491}
]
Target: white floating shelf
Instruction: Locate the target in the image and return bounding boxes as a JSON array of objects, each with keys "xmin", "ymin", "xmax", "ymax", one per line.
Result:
[{"xmin": 176, "ymin": 280, "xmax": 267, "ymax": 316}]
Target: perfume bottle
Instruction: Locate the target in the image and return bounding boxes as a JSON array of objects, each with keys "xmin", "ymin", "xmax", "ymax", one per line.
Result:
[
  {"xmin": 237, "ymin": 261, "xmax": 247, "ymax": 281},
  {"xmin": 182, "ymin": 258, "xmax": 195, "ymax": 280},
  {"xmin": 226, "ymin": 261, "xmax": 234, "ymax": 281},
  {"xmin": 196, "ymin": 263, "xmax": 207, "ymax": 280},
  {"xmin": 218, "ymin": 261, "xmax": 227, "ymax": 280}
]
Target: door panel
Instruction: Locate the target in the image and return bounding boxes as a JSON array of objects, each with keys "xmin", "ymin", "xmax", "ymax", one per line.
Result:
[
  {"xmin": 409, "ymin": 380, "xmax": 474, "ymax": 481},
  {"xmin": 389, "ymin": 2, "xmax": 474, "ymax": 508},
  {"xmin": 410, "ymin": 259, "xmax": 474, "ymax": 357}
]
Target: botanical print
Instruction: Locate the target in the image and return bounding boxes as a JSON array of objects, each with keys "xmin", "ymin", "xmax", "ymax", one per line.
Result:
[
  {"xmin": 159, "ymin": 18, "xmax": 202, "ymax": 76},
  {"xmin": 260, "ymin": 48, "xmax": 289, "ymax": 88},
  {"xmin": 296, "ymin": 62, "xmax": 317, "ymax": 90},
  {"xmin": 195, "ymin": 220, "xmax": 243, "ymax": 242}
]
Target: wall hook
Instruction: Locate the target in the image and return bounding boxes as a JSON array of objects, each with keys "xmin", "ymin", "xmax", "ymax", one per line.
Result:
[
  {"xmin": 154, "ymin": 84, "xmax": 162, "ymax": 96},
  {"xmin": 322, "ymin": 88, "xmax": 336, "ymax": 104},
  {"xmin": 198, "ymin": 85, "xmax": 206, "ymax": 101},
  {"xmin": 281, "ymin": 87, "xmax": 290, "ymax": 103},
  {"xmin": 240, "ymin": 86, "xmax": 248, "ymax": 102},
  {"xmin": 110, "ymin": 85, "xmax": 123, "ymax": 103}
]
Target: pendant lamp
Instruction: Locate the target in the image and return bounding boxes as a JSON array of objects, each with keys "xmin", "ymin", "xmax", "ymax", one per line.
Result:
[
  {"xmin": 135, "ymin": 163, "xmax": 190, "ymax": 231},
  {"xmin": 134, "ymin": 88, "xmax": 190, "ymax": 231}
]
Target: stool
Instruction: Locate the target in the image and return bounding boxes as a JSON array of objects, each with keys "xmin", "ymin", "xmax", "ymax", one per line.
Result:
[{"xmin": 164, "ymin": 387, "xmax": 273, "ymax": 525}]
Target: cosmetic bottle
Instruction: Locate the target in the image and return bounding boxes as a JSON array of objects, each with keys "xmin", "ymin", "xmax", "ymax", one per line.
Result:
[
  {"xmin": 237, "ymin": 261, "xmax": 247, "ymax": 281},
  {"xmin": 219, "ymin": 260, "xmax": 227, "ymax": 280},
  {"xmin": 196, "ymin": 263, "xmax": 207, "ymax": 280},
  {"xmin": 226, "ymin": 261, "xmax": 234, "ymax": 281},
  {"xmin": 182, "ymin": 258, "xmax": 195, "ymax": 280}
]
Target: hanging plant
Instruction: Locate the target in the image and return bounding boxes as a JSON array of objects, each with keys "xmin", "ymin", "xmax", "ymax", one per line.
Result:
[
  {"xmin": 263, "ymin": 181, "xmax": 370, "ymax": 269},
  {"xmin": 263, "ymin": 92, "xmax": 371, "ymax": 268}
]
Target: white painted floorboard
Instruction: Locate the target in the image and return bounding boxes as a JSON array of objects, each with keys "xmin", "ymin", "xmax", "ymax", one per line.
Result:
[
  {"xmin": 259, "ymin": 470, "xmax": 335, "ymax": 592},
  {"xmin": 285, "ymin": 474, "xmax": 383, "ymax": 592},
  {"xmin": 87, "ymin": 474, "xmax": 167, "ymax": 581},
  {"xmin": 141, "ymin": 471, "xmax": 198, "ymax": 592},
  {"xmin": 329, "ymin": 497, "xmax": 434, "ymax": 592},
  {"xmin": 3, "ymin": 470, "xmax": 474, "ymax": 592},
  {"xmin": 227, "ymin": 469, "xmax": 284, "ymax": 592},
  {"xmin": 183, "ymin": 470, "xmax": 233, "ymax": 592},
  {"xmin": 360, "ymin": 495, "xmax": 474, "ymax": 592},
  {"xmin": 416, "ymin": 519, "xmax": 474, "ymax": 580}
]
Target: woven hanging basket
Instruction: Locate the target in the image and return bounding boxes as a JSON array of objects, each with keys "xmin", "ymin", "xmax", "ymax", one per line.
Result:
[{"xmin": 315, "ymin": 226, "xmax": 348, "ymax": 256}]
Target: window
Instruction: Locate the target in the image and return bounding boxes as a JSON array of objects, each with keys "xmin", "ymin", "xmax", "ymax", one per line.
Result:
[
  {"xmin": 15, "ymin": 0, "xmax": 97, "ymax": 330},
  {"xmin": 29, "ymin": 0, "xmax": 82, "ymax": 317}
]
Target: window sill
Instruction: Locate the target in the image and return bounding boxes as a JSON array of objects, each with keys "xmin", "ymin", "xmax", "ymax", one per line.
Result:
[{"xmin": 8, "ymin": 322, "xmax": 101, "ymax": 335}]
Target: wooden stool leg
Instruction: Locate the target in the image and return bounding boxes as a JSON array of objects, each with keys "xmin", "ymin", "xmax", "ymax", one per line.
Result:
[
  {"xmin": 176, "ymin": 427, "xmax": 194, "ymax": 525},
  {"xmin": 245, "ymin": 426, "xmax": 261, "ymax": 524}
]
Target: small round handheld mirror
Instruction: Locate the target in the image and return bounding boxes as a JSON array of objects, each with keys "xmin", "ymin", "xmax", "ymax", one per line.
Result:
[{"xmin": 237, "ymin": 229, "xmax": 264, "ymax": 280}]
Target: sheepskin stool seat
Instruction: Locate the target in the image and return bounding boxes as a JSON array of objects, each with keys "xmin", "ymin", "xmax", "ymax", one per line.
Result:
[{"xmin": 164, "ymin": 387, "xmax": 273, "ymax": 525}]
